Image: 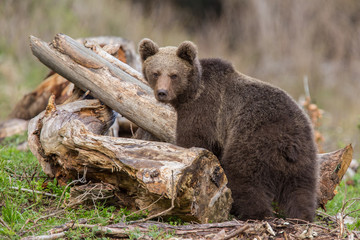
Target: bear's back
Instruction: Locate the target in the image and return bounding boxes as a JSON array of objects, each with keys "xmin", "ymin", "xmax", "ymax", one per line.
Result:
[
  {"xmin": 200, "ymin": 58, "xmax": 236, "ymax": 86},
  {"xmin": 198, "ymin": 57, "xmax": 316, "ymax": 166},
  {"xmin": 199, "ymin": 58, "xmax": 306, "ymax": 127}
]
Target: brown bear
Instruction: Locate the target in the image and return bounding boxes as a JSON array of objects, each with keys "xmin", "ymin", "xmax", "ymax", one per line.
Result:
[{"xmin": 138, "ymin": 38, "xmax": 319, "ymax": 222}]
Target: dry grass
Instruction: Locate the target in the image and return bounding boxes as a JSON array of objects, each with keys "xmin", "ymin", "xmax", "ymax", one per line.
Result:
[{"xmin": 0, "ymin": 0, "xmax": 359, "ymax": 156}]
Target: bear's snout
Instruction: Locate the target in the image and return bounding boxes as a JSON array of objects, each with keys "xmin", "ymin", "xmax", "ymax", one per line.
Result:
[{"xmin": 156, "ymin": 89, "xmax": 169, "ymax": 101}]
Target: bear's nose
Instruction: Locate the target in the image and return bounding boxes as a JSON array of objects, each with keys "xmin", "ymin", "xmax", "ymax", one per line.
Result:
[{"xmin": 157, "ymin": 90, "xmax": 168, "ymax": 100}]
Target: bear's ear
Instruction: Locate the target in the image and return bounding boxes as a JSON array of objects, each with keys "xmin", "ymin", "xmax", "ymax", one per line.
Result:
[
  {"xmin": 177, "ymin": 41, "xmax": 198, "ymax": 65},
  {"xmin": 138, "ymin": 38, "xmax": 159, "ymax": 62}
]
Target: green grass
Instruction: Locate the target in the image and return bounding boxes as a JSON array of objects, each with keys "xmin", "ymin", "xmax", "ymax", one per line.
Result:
[
  {"xmin": 0, "ymin": 134, "xmax": 359, "ymax": 239},
  {"xmin": 322, "ymin": 175, "xmax": 360, "ymax": 231}
]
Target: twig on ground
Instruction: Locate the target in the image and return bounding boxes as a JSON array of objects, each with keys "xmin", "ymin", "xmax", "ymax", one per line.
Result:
[
  {"xmin": 20, "ymin": 232, "xmax": 66, "ymax": 240},
  {"xmin": 124, "ymin": 193, "xmax": 164, "ymax": 221},
  {"xmin": 264, "ymin": 222, "xmax": 276, "ymax": 236},
  {"xmin": 90, "ymin": 183, "xmax": 113, "ymax": 218},
  {"xmin": 74, "ymin": 223, "xmax": 127, "ymax": 237},
  {"xmin": 10, "ymin": 187, "xmax": 57, "ymax": 198},
  {"xmin": 56, "ymin": 167, "xmax": 87, "ymax": 209},
  {"xmin": 338, "ymin": 187, "xmax": 348, "ymax": 237},
  {"xmin": 337, "ymin": 195, "xmax": 360, "ymax": 238},
  {"xmin": 133, "ymin": 195, "xmax": 175, "ymax": 223},
  {"xmin": 19, "ymin": 218, "xmax": 32, "ymax": 234},
  {"xmin": 34, "ymin": 202, "xmax": 78, "ymax": 224},
  {"xmin": 35, "ymin": 182, "xmax": 114, "ymax": 223},
  {"xmin": 283, "ymin": 231, "xmax": 289, "ymax": 240},
  {"xmin": 0, "ymin": 216, "xmax": 11, "ymax": 231},
  {"xmin": 131, "ymin": 170, "xmax": 176, "ymax": 223},
  {"xmin": 343, "ymin": 198, "xmax": 360, "ymax": 218},
  {"xmin": 4, "ymin": 167, "xmax": 47, "ymax": 179},
  {"xmin": 220, "ymin": 225, "xmax": 250, "ymax": 240},
  {"xmin": 34, "ymin": 183, "xmax": 95, "ymax": 224},
  {"xmin": 19, "ymin": 222, "xmax": 48, "ymax": 238}
]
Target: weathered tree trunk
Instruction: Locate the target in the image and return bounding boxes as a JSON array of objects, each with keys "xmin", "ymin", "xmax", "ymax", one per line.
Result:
[
  {"xmin": 27, "ymin": 96, "xmax": 232, "ymax": 223},
  {"xmin": 10, "ymin": 36, "xmax": 140, "ymax": 121},
  {"xmin": 28, "ymin": 34, "xmax": 353, "ymax": 219},
  {"xmin": 30, "ymin": 34, "xmax": 176, "ymax": 143}
]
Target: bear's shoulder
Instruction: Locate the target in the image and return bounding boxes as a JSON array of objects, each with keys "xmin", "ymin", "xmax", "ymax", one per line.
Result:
[{"xmin": 200, "ymin": 58, "xmax": 235, "ymax": 75}]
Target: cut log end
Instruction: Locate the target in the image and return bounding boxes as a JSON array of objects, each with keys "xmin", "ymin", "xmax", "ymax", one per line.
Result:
[{"xmin": 317, "ymin": 144, "xmax": 353, "ymax": 209}]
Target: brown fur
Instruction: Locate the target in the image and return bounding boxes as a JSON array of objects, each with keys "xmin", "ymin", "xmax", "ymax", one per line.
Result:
[{"xmin": 139, "ymin": 38, "xmax": 319, "ymax": 222}]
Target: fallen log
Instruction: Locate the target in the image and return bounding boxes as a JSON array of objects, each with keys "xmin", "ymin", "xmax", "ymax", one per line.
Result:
[
  {"xmin": 0, "ymin": 118, "xmax": 28, "ymax": 140},
  {"xmin": 9, "ymin": 73, "xmax": 72, "ymax": 120},
  {"xmin": 30, "ymin": 34, "xmax": 176, "ymax": 143},
  {"xmin": 10, "ymin": 36, "xmax": 139, "ymax": 121},
  {"xmin": 27, "ymin": 96, "xmax": 233, "ymax": 223}
]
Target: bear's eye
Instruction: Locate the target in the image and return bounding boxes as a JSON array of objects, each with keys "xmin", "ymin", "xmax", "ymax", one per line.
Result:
[
  {"xmin": 170, "ymin": 74, "xmax": 178, "ymax": 80},
  {"xmin": 152, "ymin": 72, "xmax": 159, "ymax": 79}
]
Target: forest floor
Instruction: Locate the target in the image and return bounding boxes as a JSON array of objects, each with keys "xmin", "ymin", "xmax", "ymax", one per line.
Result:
[{"xmin": 0, "ymin": 133, "xmax": 359, "ymax": 239}]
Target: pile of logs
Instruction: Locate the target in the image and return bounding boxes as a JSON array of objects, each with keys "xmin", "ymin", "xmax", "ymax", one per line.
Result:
[
  {"xmin": 0, "ymin": 34, "xmax": 353, "ymax": 225},
  {"xmin": 0, "ymin": 36, "xmax": 140, "ymax": 140}
]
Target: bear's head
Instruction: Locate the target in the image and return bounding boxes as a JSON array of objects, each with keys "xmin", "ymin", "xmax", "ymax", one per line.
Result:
[{"xmin": 138, "ymin": 38, "xmax": 201, "ymax": 105}]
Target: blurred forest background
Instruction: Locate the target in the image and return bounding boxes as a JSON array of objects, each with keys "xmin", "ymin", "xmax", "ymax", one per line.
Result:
[{"xmin": 0, "ymin": 0, "xmax": 359, "ymax": 157}]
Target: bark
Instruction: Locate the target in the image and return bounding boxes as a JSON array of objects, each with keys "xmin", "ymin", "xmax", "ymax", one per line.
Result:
[{"xmin": 27, "ymin": 97, "xmax": 232, "ymax": 223}]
